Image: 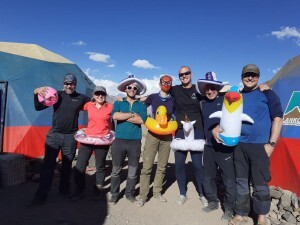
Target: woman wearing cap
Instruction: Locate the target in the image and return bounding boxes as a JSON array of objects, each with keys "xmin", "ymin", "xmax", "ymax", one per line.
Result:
[{"xmin": 71, "ymin": 86, "xmax": 114, "ymax": 200}]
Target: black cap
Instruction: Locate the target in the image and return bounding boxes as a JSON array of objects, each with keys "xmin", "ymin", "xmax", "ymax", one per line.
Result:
[{"xmin": 64, "ymin": 74, "xmax": 77, "ymax": 84}]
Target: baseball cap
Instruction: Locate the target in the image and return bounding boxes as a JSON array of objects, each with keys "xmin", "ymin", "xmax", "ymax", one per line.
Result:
[
  {"xmin": 242, "ymin": 64, "xmax": 260, "ymax": 76},
  {"xmin": 93, "ymin": 86, "xmax": 107, "ymax": 95},
  {"xmin": 64, "ymin": 74, "xmax": 77, "ymax": 84}
]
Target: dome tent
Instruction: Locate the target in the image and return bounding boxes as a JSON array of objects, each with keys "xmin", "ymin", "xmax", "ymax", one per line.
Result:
[
  {"xmin": 267, "ymin": 55, "xmax": 300, "ymax": 195},
  {"xmin": 0, "ymin": 42, "xmax": 95, "ymax": 158}
]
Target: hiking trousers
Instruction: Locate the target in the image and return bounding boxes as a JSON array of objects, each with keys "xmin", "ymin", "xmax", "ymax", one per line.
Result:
[
  {"xmin": 139, "ymin": 131, "xmax": 172, "ymax": 200},
  {"xmin": 74, "ymin": 143, "xmax": 110, "ymax": 191},
  {"xmin": 202, "ymin": 144, "xmax": 235, "ymax": 211},
  {"xmin": 36, "ymin": 129, "xmax": 77, "ymax": 199},
  {"xmin": 110, "ymin": 138, "xmax": 141, "ymax": 198},
  {"xmin": 234, "ymin": 142, "xmax": 271, "ymax": 216}
]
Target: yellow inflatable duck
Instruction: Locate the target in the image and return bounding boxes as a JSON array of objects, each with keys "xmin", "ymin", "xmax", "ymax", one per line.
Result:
[{"xmin": 145, "ymin": 105, "xmax": 178, "ymax": 135}]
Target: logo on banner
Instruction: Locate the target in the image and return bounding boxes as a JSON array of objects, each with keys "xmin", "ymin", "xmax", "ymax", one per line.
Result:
[{"xmin": 283, "ymin": 91, "xmax": 300, "ymax": 126}]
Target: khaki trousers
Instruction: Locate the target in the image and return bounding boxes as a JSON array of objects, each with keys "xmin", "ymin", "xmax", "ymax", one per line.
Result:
[{"xmin": 139, "ymin": 131, "xmax": 172, "ymax": 200}]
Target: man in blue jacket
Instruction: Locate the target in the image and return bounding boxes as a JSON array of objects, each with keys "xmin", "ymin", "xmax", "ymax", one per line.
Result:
[{"xmin": 213, "ymin": 64, "xmax": 283, "ymax": 225}]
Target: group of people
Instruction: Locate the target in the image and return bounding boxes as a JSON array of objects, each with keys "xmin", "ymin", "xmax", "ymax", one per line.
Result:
[{"xmin": 30, "ymin": 64, "xmax": 283, "ymax": 225}]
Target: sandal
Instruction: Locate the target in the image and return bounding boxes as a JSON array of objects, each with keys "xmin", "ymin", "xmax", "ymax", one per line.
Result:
[
  {"xmin": 228, "ymin": 216, "xmax": 248, "ymax": 225},
  {"xmin": 135, "ymin": 198, "xmax": 146, "ymax": 207}
]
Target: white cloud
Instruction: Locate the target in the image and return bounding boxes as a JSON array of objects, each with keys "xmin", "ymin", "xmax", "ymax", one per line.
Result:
[
  {"xmin": 107, "ymin": 64, "xmax": 115, "ymax": 68},
  {"xmin": 86, "ymin": 52, "xmax": 111, "ymax": 63},
  {"xmin": 83, "ymin": 68, "xmax": 99, "ymax": 76},
  {"xmin": 72, "ymin": 40, "xmax": 87, "ymax": 46},
  {"xmin": 132, "ymin": 59, "xmax": 158, "ymax": 69},
  {"xmin": 271, "ymin": 26, "xmax": 300, "ymax": 46},
  {"xmin": 272, "ymin": 67, "xmax": 281, "ymax": 74}
]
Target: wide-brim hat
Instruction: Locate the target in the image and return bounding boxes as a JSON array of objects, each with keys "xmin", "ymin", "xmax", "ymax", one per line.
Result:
[
  {"xmin": 196, "ymin": 71, "xmax": 228, "ymax": 95},
  {"xmin": 117, "ymin": 75, "xmax": 147, "ymax": 95}
]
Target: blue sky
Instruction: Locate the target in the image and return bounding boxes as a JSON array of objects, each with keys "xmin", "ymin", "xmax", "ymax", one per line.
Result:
[{"xmin": 1, "ymin": 0, "xmax": 300, "ymax": 95}]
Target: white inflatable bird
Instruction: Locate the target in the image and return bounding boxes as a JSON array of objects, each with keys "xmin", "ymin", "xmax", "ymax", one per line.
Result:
[{"xmin": 209, "ymin": 86, "xmax": 254, "ymax": 146}]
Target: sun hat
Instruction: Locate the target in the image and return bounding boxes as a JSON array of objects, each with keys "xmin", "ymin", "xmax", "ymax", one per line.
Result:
[
  {"xmin": 117, "ymin": 74, "xmax": 147, "ymax": 95},
  {"xmin": 93, "ymin": 86, "xmax": 107, "ymax": 95},
  {"xmin": 241, "ymin": 64, "xmax": 260, "ymax": 77},
  {"xmin": 196, "ymin": 71, "xmax": 227, "ymax": 95},
  {"xmin": 64, "ymin": 73, "xmax": 77, "ymax": 84}
]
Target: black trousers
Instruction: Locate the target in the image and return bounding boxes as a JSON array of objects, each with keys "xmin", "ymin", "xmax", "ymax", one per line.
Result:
[
  {"xmin": 36, "ymin": 129, "xmax": 77, "ymax": 199},
  {"xmin": 203, "ymin": 144, "xmax": 235, "ymax": 211},
  {"xmin": 234, "ymin": 142, "xmax": 271, "ymax": 216},
  {"xmin": 74, "ymin": 143, "xmax": 110, "ymax": 191}
]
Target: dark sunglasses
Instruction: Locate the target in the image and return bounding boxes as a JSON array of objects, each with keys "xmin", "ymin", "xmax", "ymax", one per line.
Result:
[
  {"xmin": 126, "ymin": 86, "xmax": 138, "ymax": 91},
  {"xmin": 94, "ymin": 91, "xmax": 106, "ymax": 96},
  {"xmin": 160, "ymin": 80, "xmax": 172, "ymax": 86},
  {"xmin": 64, "ymin": 82, "xmax": 75, "ymax": 86},
  {"xmin": 179, "ymin": 71, "xmax": 191, "ymax": 77},
  {"xmin": 204, "ymin": 84, "xmax": 218, "ymax": 91},
  {"xmin": 242, "ymin": 73, "xmax": 259, "ymax": 79}
]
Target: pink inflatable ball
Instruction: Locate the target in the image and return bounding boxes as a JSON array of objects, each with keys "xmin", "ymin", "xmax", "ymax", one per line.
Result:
[{"xmin": 38, "ymin": 87, "xmax": 58, "ymax": 106}]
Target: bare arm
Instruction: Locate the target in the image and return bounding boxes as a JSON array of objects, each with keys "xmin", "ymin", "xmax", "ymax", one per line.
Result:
[{"xmin": 265, "ymin": 117, "xmax": 283, "ymax": 157}]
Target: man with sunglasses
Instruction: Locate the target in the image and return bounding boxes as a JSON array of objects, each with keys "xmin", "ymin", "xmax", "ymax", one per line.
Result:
[
  {"xmin": 213, "ymin": 64, "xmax": 283, "ymax": 225},
  {"xmin": 170, "ymin": 66, "xmax": 208, "ymax": 206},
  {"xmin": 109, "ymin": 75, "xmax": 147, "ymax": 205},
  {"xmin": 135, "ymin": 75, "xmax": 175, "ymax": 207},
  {"xmin": 30, "ymin": 74, "xmax": 90, "ymax": 206},
  {"xmin": 196, "ymin": 72, "xmax": 236, "ymax": 221}
]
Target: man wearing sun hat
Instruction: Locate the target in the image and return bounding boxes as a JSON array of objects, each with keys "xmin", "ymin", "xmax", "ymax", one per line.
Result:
[
  {"xmin": 30, "ymin": 73, "xmax": 90, "ymax": 206},
  {"xmin": 213, "ymin": 64, "xmax": 283, "ymax": 225},
  {"xmin": 108, "ymin": 75, "xmax": 148, "ymax": 205},
  {"xmin": 196, "ymin": 71, "xmax": 236, "ymax": 221}
]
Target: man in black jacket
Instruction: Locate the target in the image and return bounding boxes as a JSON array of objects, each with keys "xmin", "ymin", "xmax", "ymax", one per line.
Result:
[{"xmin": 30, "ymin": 74, "xmax": 90, "ymax": 206}]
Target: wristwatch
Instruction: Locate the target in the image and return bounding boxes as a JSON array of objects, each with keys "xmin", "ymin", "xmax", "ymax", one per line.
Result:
[
  {"xmin": 268, "ymin": 141, "xmax": 276, "ymax": 147},
  {"xmin": 130, "ymin": 111, "xmax": 135, "ymax": 118}
]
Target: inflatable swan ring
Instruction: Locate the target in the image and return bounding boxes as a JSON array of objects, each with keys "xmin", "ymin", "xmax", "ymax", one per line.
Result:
[
  {"xmin": 170, "ymin": 116, "xmax": 205, "ymax": 152},
  {"xmin": 74, "ymin": 130, "xmax": 115, "ymax": 145},
  {"xmin": 145, "ymin": 105, "xmax": 178, "ymax": 135}
]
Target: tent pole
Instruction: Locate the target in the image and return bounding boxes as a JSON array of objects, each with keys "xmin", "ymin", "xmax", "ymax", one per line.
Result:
[{"xmin": 0, "ymin": 81, "xmax": 8, "ymax": 153}]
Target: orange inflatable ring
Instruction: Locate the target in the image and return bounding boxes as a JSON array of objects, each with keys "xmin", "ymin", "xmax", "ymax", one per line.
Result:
[{"xmin": 145, "ymin": 105, "xmax": 178, "ymax": 135}]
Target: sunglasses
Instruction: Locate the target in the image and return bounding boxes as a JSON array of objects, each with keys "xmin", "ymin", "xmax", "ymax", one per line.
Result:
[
  {"xmin": 94, "ymin": 91, "xmax": 106, "ymax": 96},
  {"xmin": 160, "ymin": 80, "xmax": 172, "ymax": 86},
  {"xmin": 64, "ymin": 82, "xmax": 75, "ymax": 86},
  {"xmin": 126, "ymin": 86, "xmax": 138, "ymax": 91},
  {"xmin": 242, "ymin": 73, "xmax": 259, "ymax": 79},
  {"xmin": 179, "ymin": 71, "xmax": 191, "ymax": 77}
]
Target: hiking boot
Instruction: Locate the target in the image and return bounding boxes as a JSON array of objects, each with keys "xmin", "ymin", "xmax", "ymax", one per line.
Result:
[
  {"xmin": 221, "ymin": 210, "xmax": 234, "ymax": 221},
  {"xmin": 135, "ymin": 198, "xmax": 146, "ymax": 207},
  {"xmin": 126, "ymin": 195, "xmax": 137, "ymax": 203},
  {"xmin": 202, "ymin": 202, "xmax": 219, "ymax": 213},
  {"xmin": 200, "ymin": 196, "xmax": 208, "ymax": 207},
  {"xmin": 108, "ymin": 196, "xmax": 118, "ymax": 205},
  {"xmin": 176, "ymin": 195, "xmax": 187, "ymax": 205},
  {"xmin": 154, "ymin": 194, "xmax": 167, "ymax": 202}
]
